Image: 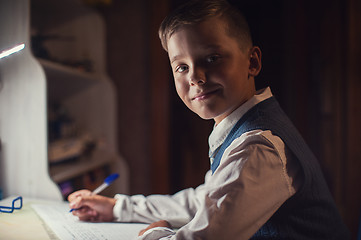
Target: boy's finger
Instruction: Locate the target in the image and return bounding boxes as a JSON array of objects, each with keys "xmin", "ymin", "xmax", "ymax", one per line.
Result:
[
  {"xmin": 68, "ymin": 189, "xmax": 88, "ymax": 201},
  {"xmin": 69, "ymin": 196, "xmax": 82, "ymax": 209},
  {"xmin": 70, "ymin": 195, "xmax": 99, "ymax": 212},
  {"xmin": 72, "ymin": 207, "xmax": 97, "ymax": 220},
  {"xmin": 76, "ymin": 196, "xmax": 97, "ymax": 208},
  {"xmin": 138, "ymin": 227, "xmax": 149, "ymax": 236}
]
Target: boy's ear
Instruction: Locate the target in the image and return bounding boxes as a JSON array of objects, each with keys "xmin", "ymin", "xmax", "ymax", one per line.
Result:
[{"xmin": 248, "ymin": 46, "xmax": 262, "ymax": 78}]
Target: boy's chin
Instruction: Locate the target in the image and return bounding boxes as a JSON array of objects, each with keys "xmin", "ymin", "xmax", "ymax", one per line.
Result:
[
  {"xmin": 188, "ymin": 106, "xmax": 221, "ymax": 121},
  {"xmin": 198, "ymin": 111, "xmax": 231, "ymax": 125},
  {"xmin": 196, "ymin": 113, "xmax": 217, "ymax": 121}
]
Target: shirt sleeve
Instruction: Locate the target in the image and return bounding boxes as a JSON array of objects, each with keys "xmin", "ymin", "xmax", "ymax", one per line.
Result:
[
  {"xmin": 119, "ymin": 130, "xmax": 300, "ymax": 240},
  {"xmin": 113, "ymin": 171, "xmax": 213, "ymax": 228}
]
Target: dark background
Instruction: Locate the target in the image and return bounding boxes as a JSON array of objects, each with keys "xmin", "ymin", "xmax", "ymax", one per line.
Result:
[{"xmin": 94, "ymin": 0, "xmax": 360, "ymax": 237}]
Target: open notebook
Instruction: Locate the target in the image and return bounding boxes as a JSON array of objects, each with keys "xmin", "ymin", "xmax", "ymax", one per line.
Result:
[{"xmin": 32, "ymin": 202, "xmax": 148, "ymax": 240}]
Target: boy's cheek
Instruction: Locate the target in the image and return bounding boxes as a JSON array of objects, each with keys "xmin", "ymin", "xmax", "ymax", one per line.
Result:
[{"xmin": 175, "ymin": 83, "xmax": 187, "ymax": 98}]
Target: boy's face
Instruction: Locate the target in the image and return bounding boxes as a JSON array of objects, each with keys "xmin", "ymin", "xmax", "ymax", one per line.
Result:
[{"xmin": 167, "ymin": 17, "xmax": 259, "ymax": 124}]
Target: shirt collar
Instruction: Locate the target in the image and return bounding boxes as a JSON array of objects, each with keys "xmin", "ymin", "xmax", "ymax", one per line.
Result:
[{"xmin": 208, "ymin": 87, "xmax": 274, "ymax": 161}]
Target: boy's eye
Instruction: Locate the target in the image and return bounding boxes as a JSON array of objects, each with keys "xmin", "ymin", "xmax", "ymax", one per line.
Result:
[{"xmin": 175, "ymin": 65, "xmax": 188, "ymax": 73}]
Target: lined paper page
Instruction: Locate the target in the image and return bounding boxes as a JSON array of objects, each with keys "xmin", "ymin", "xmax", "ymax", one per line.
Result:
[{"xmin": 32, "ymin": 203, "xmax": 148, "ymax": 240}]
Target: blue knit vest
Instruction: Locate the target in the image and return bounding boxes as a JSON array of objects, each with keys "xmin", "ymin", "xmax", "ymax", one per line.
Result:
[{"xmin": 211, "ymin": 97, "xmax": 349, "ymax": 239}]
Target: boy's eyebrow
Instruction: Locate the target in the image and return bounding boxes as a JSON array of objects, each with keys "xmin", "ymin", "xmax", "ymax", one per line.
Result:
[
  {"xmin": 170, "ymin": 45, "xmax": 223, "ymax": 64},
  {"xmin": 170, "ymin": 55, "xmax": 182, "ymax": 64}
]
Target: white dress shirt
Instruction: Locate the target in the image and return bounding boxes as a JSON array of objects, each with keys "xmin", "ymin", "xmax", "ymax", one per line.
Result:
[{"xmin": 113, "ymin": 87, "xmax": 301, "ymax": 240}]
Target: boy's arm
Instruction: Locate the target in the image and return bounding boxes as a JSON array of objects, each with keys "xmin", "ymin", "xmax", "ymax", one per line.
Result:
[
  {"xmin": 137, "ymin": 131, "xmax": 299, "ymax": 240},
  {"xmin": 113, "ymin": 172, "xmax": 211, "ymax": 228}
]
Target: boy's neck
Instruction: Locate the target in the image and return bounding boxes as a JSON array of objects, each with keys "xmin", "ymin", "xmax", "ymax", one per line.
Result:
[{"xmin": 214, "ymin": 85, "xmax": 256, "ymax": 125}]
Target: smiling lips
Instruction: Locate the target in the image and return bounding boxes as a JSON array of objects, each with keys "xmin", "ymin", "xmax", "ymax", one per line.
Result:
[{"xmin": 192, "ymin": 88, "xmax": 220, "ymax": 101}]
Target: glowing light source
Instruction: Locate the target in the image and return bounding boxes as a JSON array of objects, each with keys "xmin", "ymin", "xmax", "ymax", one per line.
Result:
[{"xmin": 0, "ymin": 43, "xmax": 25, "ymax": 59}]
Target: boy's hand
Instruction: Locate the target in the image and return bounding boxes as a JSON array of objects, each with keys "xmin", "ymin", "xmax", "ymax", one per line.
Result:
[
  {"xmin": 68, "ymin": 189, "xmax": 116, "ymax": 222},
  {"xmin": 138, "ymin": 220, "xmax": 172, "ymax": 236}
]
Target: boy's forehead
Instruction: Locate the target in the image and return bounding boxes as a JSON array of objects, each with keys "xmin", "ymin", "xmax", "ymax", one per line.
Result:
[
  {"xmin": 167, "ymin": 18, "xmax": 238, "ymax": 59},
  {"xmin": 169, "ymin": 19, "xmax": 224, "ymax": 43}
]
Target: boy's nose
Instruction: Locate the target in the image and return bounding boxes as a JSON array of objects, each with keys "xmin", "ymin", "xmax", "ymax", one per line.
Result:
[{"xmin": 189, "ymin": 68, "xmax": 206, "ymax": 86}]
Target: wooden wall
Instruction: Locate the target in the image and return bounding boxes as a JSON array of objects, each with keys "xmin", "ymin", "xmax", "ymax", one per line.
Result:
[
  {"xmin": 344, "ymin": 0, "xmax": 361, "ymax": 236},
  {"xmin": 100, "ymin": 0, "xmax": 152, "ymax": 195}
]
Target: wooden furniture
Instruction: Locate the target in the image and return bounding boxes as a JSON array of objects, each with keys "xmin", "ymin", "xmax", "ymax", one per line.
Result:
[{"xmin": 0, "ymin": 0, "xmax": 128, "ymax": 200}]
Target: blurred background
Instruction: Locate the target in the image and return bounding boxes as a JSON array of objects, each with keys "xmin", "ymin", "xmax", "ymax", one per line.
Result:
[{"xmin": 3, "ymin": 0, "xmax": 358, "ymax": 237}]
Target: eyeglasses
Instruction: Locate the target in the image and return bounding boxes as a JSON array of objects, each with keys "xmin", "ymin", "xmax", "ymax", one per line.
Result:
[{"xmin": 0, "ymin": 196, "xmax": 23, "ymax": 213}]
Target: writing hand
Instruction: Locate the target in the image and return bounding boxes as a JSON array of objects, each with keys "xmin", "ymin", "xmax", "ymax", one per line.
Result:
[
  {"xmin": 68, "ymin": 189, "xmax": 116, "ymax": 222},
  {"xmin": 138, "ymin": 220, "xmax": 172, "ymax": 236}
]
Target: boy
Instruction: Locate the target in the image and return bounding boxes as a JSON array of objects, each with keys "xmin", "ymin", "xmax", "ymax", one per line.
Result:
[{"xmin": 68, "ymin": 0, "xmax": 350, "ymax": 239}]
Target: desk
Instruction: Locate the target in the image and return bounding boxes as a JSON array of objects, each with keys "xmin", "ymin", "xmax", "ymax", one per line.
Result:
[
  {"xmin": 0, "ymin": 197, "xmax": 147, "ymax": 240},
  {"xmin": 0, "ymin": 197, "xmax": 53, "ymax": 240}
]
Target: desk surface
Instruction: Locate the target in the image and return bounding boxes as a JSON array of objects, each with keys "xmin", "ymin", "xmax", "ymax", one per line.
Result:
[
  {"xmin": 0, "ymin": 198, "xmax": 56, "ymax": 240},
  {"xmin": 0, "ymin": 197, "xmax": 147, "ymax": 240}
]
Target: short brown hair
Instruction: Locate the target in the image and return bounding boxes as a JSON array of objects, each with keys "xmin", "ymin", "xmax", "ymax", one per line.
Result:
[{"xmin": 158, "ymin": 0, "xmax": 253, "ymax": 52}]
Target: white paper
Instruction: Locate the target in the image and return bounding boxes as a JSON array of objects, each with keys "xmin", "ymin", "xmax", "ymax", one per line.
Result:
[{"xmin": 31, "ymin": 202, "xmax": 148, "ymax": 240}]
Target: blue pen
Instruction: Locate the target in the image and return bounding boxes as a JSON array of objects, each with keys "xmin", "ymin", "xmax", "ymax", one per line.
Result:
[{"xmin": 69, "ymin": 173, "xmax": 119, "ymax": 212}]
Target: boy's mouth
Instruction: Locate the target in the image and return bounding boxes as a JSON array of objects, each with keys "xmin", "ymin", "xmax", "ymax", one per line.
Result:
[{"xmin": 192, "ymin": 88, "xmax": 220, "ymax": 101}]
